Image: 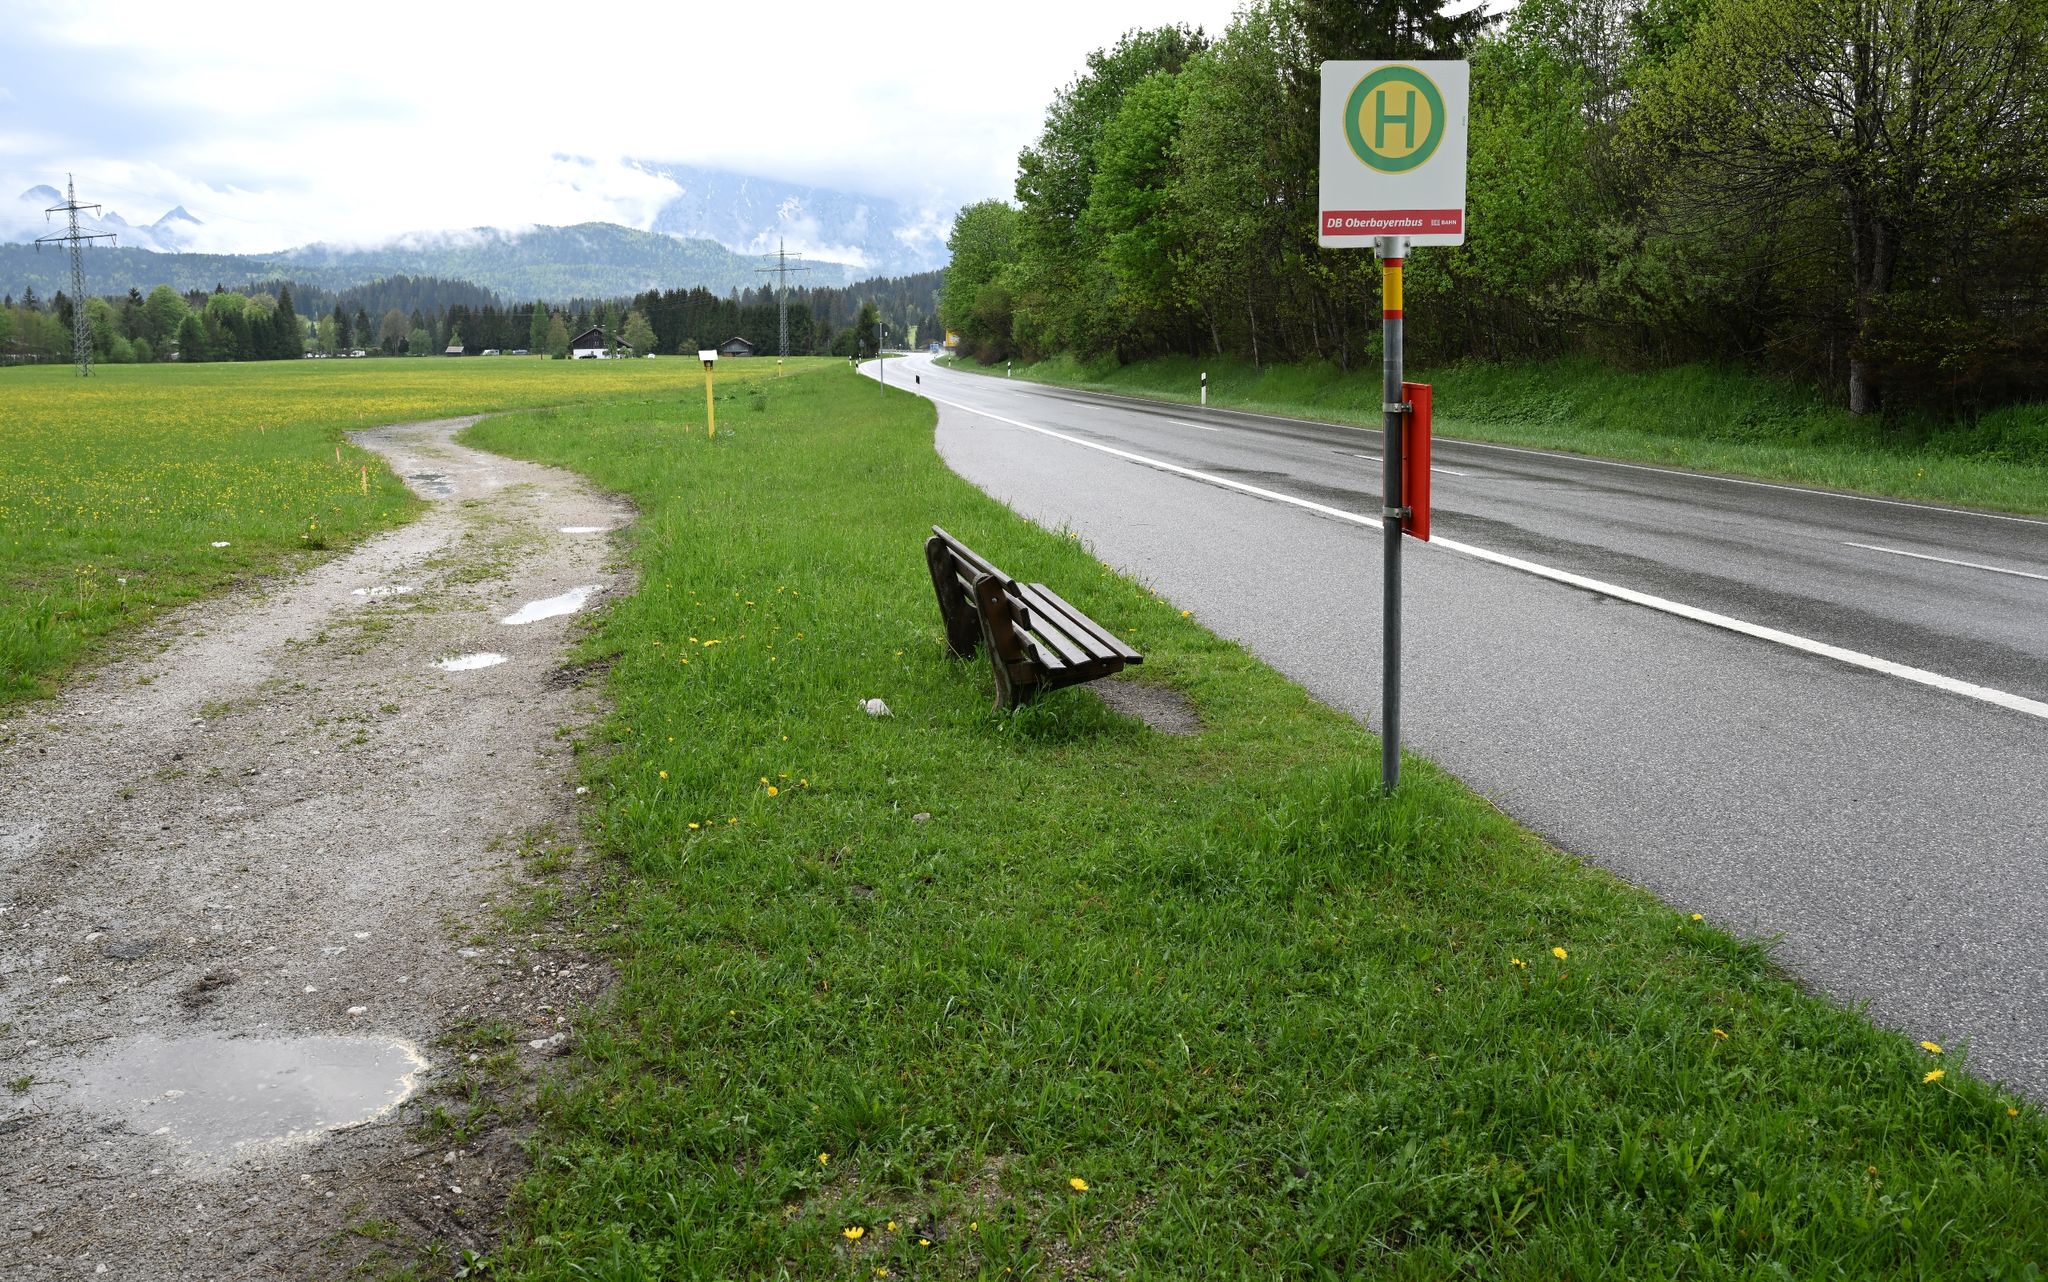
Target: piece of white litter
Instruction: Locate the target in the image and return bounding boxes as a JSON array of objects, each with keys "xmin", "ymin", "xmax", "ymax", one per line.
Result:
[
  {"xmin": 211, "ymin": 541, "xmax": 231, "ymax": 548},
  {"xmin": 575, "ymin": 786, "xmax": 589, "ymax": 795},
  {"xmin": 861, "ymin": 698, "xmax": 893, "ymax": 717},
  {"xmin": 350, "ymin": 585, "xmax": 415, "ymax": 598},
  {"xmin": 347, "ymin": 1006, "xmax": 368, "ymax": 1016},
  {"xmin": 501, "ymin": 584, "xmax": 604, "ymax": 626},
  {"xmin": 558, "ymin": 526, "xmax": 607, "ymax": 534},
  {"xmin": 436, "ymin": 653, "xmax": 507, "ymax": 672}
]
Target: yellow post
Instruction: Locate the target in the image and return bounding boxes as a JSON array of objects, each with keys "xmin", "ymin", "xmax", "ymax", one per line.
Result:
[{"xmin": 705, "ymin": 366, "xmax": 716, "ymax": 439}]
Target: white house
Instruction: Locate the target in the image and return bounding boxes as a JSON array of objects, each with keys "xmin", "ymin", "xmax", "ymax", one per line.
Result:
[{"xmin": 569, "ymin": 326, "xmax": 633, "ymax": 360}]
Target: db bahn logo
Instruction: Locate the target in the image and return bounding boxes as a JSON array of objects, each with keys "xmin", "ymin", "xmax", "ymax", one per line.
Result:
[{"xmin": 1344, "ymin": 65, "xmax": 1447, "ymax": 174}]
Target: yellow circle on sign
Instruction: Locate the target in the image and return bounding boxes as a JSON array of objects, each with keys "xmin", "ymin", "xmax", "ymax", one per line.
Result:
[{"xmin": 1345, "ymin": 66, "xmax": 1447, "ymax": 174}]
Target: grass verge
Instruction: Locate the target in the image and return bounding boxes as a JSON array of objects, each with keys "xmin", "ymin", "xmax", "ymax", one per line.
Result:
[
  {"xmin": 944, "ymin": 352, "xmax": 2048, "ymax": 517},
  {"xmin": 462, "ymin": 367, "xmax": 2046, "ymax": 1278},
  {"xmin": 0, "ymin": 357, "xmax": 799, "ymax": 711}
]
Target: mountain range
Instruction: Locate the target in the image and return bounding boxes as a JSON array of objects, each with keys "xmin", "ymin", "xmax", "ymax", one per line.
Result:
[{"xmin": 2, "ymin": 164, "xmax": 953, "ymax": 303}]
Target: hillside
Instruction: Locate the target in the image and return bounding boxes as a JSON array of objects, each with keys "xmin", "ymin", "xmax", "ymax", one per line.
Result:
[{"xmin": 0, "ymin": 222, "xmax": 859, "ymax": 303}]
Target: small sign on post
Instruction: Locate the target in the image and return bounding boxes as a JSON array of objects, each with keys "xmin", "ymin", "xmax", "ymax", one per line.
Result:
[
  {"xmin": 1319, "ymin": 59, "xmax": 1467, "ymax": 794},
  {"xmin": 698, "ymin": 349, "xmax": 718, "ymax": 438}
]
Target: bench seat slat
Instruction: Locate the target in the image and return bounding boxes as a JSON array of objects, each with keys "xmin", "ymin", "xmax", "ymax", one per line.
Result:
[
  {"xmin": 1023, "ymin": 584, "xmax": 1143, "ymax": 663},
  {"xmin": 1014, "ymin": 586, "xmax": 1115, "ymax": 667},
  {"xmin": 1011, "ymin": 610, "xmax": 1095, "ymax": 671}
]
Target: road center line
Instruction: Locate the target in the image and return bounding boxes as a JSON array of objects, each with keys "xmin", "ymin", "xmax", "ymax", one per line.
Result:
[
  {"xmin": 920, "ymin": 387, "xmax": 2048, "ymax": 723},
  {"xmin": 1342, "ymin": 450, "xmax": 1469, "ymax": 477},
  {"xmin": 1842, "ymin": 541, "xmax": 2048, "ymax": 583}
]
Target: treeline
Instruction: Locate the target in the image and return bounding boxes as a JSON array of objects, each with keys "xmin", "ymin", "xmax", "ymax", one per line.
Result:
[
  {"xmin": 0, "ymin": 284, "xmax": 303, "ymax": 364},
  {"xmin": 1, "ymin": 268, "xmax": 943, "ymax": 364},
  {"xmin": 608, "ymin": 271, "xmax": 943, "ymax": 358},
  {"xmin": 942, "ymin": 0, "xmax": 2048, "ymax": 417}
]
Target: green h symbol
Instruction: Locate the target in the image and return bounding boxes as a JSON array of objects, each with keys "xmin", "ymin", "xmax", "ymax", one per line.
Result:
[{"xmin": 1375, "ymin": 88, "xmax": 1417, "ymax": 150}]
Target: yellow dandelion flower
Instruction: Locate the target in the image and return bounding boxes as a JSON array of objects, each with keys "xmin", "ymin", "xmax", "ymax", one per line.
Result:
[
  {"xmin": 1690, "ymin": 913, "xmax": 1703, "ymax": 922},
  {"xmin": 1924, "ymin": 1069, "xmax": 1945, "ymax": 1084},
  {"xmin": 767, "ymin": 785, "xmax": 779, "ymax": 796},
  {"xmin": 688, "ymin": 822, "xmax": 699, "ymax": 830},
  {"xmin": 729, "ymin": 817, "xmax": 738, "ymax": 824},
  {"xmin": 1551, "ymin": 947, "xmax": 1568, "ymax": 961},
  {"xmin": 886, "ymin": 1221, "xmax": 897, "ymax": 1232},
  {"xmin": 704, "ymin": 639, "xmax": 721, "ymax": 647},
  {"xmin": 918, "ymin": 1238, "xmax": 931, "ymax": 1248},
  {"xmin": 970, "ymin": 1221, "xmax": 979, "ymax": 1232},
  {"xmin": 760, "ymin": 777, "xmax": 770, "ymax": 785},
  {"xmin": 1180, "ymin": 610, "xmax": 1191, "ymax": 617},
  {"xmin": 1920, "ymin": 1041, "xmax": 1943, "ymax": 1055},
  {"xmin": 1069, "ymin": 1177, "xmax": 1089, "ymax": 1192},
  {"xmin": 2010, "ymin": 1107, "xmax": 2021, "ymax": 1117},
  {"xmin": 659, "ymin": 770, "xmax": 669, "ymax": 780},
  {"xmin": 819, "ymin": 1152, "xmax": 830, "ymax": 1166},
  {"xmin": 875, "ymin": 1271, "xmax": 891, "ymax": 1279},
  {"xmin": 1711, "ymin": 1028, "xmax": 1728, "ymax": 1040},
  {"xmin": 1509, "ymin": 958, "xmax": 1526, "ymax": 969},
  {"xmin": 842, "ymin": 1225, "xmax": 864, "ymax": 1241}
]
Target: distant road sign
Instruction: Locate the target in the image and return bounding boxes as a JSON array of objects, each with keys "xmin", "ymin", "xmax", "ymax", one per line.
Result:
[{"xmin": 1319, "ymin": 60, "xmax": 1469, "ymax": 248}]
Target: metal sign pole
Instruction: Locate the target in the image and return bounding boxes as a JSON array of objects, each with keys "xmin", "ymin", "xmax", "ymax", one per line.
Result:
[{"xmin": 1378, "ymin": 236, "xmax": 1406, "ymax": 793}]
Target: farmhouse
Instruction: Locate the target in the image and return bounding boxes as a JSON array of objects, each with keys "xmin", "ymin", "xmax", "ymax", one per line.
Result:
[
  {"xmin": 716, "ymin": 335, "xmax": 757, "ymax": 358},
  {"xmin": 569, "ymin": 326, "xmax": 634, "ymax": 359}
]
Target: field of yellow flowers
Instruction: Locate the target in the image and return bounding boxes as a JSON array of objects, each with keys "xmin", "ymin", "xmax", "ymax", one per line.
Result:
[{"xmin": 0, "ymin": 357, "xmax": 788, "ymax": 708}]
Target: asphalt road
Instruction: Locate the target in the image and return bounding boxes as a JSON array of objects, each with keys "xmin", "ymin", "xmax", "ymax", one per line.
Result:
[{"xmin": 869, "ymin": 351, "xmax": 2048, "ymax": 1097}]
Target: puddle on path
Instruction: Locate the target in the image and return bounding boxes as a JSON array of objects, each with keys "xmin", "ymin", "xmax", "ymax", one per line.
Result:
[
  {"xmin": 68, "ymin": 1034, "xmax": 427, "ymax": 1159},
  {"xmin": 558, "ymin": 526, "xmax": 608, "ymax": 534},
  {"xmin": 350, "ymin": 584, "xmax": 416, "ymax": 599},
  {"xmin": 502, "ymin": 584, "xmax": 603, "ymax": 626},
  {"xmin": 403, "ymin": 471, "xmax": 456, "ymax": 498},
  {"xmin": 436, "ymin": 652, "xmax": 507, "ymax": 671}
]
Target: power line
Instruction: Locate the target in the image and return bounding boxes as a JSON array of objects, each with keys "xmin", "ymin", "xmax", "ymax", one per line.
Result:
[
  {"xmin": 755, "ymin": 239, "xmax": 811, "ymax": 359},
  {"xmin": 35, "ymin": 174, "xmax": 117, "ymax": 377}
]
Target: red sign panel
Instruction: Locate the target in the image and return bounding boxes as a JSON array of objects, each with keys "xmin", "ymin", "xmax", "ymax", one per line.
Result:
[
  {"xmin": 1321, "ymin": 209, "xmax": 1465, "ymax": 237},
  {"xmin": 1401, "ymin": 381, "xmax": 1431, "ymax": 542}
]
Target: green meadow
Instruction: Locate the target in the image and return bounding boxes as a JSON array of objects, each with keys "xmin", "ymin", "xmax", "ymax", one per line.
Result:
[{"xmin": 0, "ymin": 358, "xmax": 793, "ymax": 709}]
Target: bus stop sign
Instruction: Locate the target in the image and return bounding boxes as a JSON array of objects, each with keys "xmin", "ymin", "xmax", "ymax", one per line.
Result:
[{"xmin": 1319, "ymin": 60, "xmax": 1469, "ymax": 247}]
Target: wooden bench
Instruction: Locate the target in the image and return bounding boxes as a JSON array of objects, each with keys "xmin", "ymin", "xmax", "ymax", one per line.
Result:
[{"xmin": 924, "ymin": 526, "xmax": 1142, "ymax": 711}]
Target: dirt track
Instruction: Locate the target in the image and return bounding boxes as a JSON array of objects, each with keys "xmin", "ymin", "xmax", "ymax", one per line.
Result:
[{"xmin": 0, "ymin": 418, "xmax": 628, "ymax": 1279}]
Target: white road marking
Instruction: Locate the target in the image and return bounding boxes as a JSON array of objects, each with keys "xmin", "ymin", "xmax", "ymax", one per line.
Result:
[
  {"xmin": 1169, "ymin": 419, "xmax": 1222, "ymax": 432},
  {"xmin": 906, "ymin": 360, "xmax": 2048, "ymax": 529},
  {"xmin": 918, "ymin": 388, "xmax": 2048, "ymax": 723},
  {"xmin": 1843, "ymin": 541, "xmax": 2048, "ymax": 583},
  {"xmin": 1344, "ymin": 451, "xmax": 1470, "ymax": 477}
]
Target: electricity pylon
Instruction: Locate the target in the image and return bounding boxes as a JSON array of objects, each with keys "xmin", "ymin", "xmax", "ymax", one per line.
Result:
[
  {"xmin": 36, "ymin": 175, "xmax": 116, "ymax": 377},
  {"xmin": 756, "ymin": 239, "xmax": 810, "ymax": 359}
]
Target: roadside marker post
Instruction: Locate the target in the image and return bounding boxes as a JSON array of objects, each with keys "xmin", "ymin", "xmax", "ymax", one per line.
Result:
[
  {"xmin": 1320, "ymin": 58, "xmax": 1468, "ymax": 793},
  {"xmin": 698, "ymin": 349, "xmax": 718, "ymax": 438},
  {"xmin": 1201, "ymin": 371, "xmax": 1208, "ymax": 406}
]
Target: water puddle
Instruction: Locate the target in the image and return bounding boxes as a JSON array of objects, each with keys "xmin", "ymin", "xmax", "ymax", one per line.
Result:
[
  {"xmin": 501, "ymin": 584, "xmax": 603, "ymax": 626},
  {"xmin": 558, "ymin": 526, "xmax": 608, "ymax": 534},
  {"xmin": 436, "ymin": 652, "xmax": 507, "ymax": 671},
  {"xmin": 403, "ymin": 471, "xmax": 456, "ymax": 498},
  {"xmin": 68, "ymin": 1034, "xmax": 427, "ymax": 1159},
  {"xmin": 350, "ymin": 584, "xmax": 416, "ymax": 599}
]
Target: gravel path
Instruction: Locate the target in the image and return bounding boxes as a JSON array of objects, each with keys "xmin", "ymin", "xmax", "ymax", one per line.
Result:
[{"xmin": 0, "ymin": 418, "xmax": 630, "ymax": 1279}]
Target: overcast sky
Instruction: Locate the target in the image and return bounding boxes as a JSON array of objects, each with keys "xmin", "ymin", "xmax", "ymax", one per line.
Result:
[{"xmin": 0, "ymin": 0, "xmax": 1250, "ymax": 255}]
